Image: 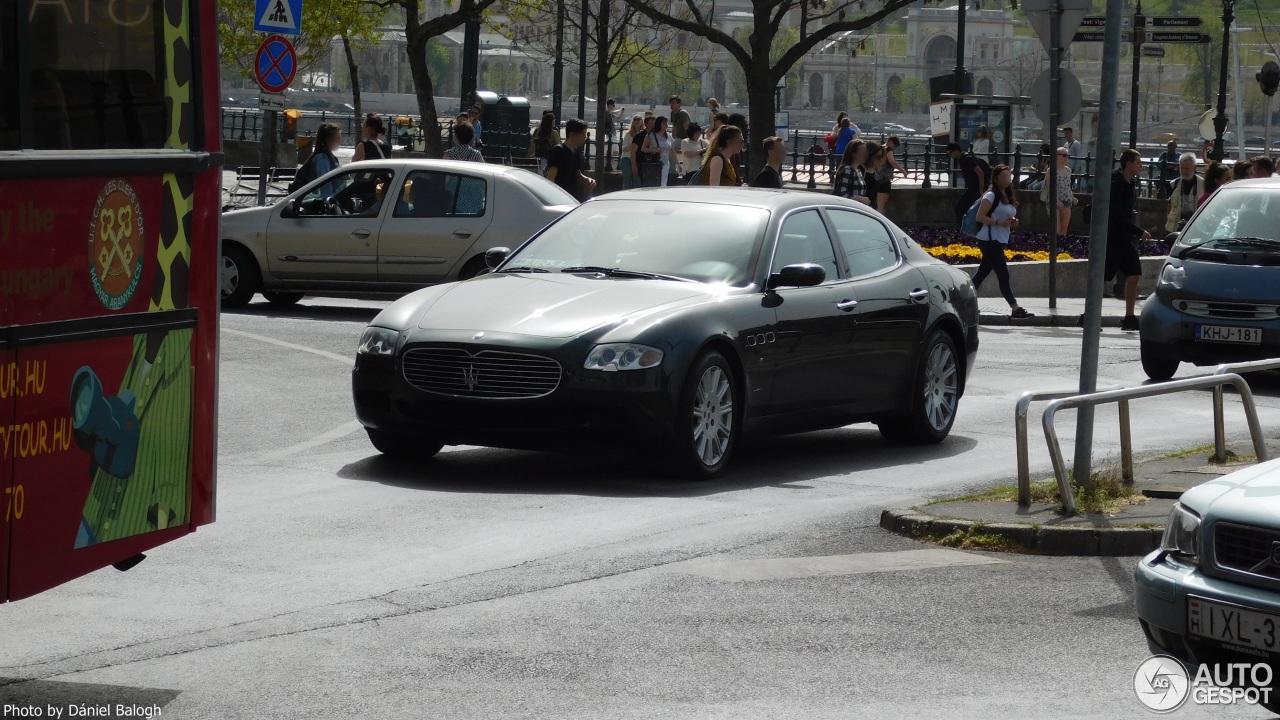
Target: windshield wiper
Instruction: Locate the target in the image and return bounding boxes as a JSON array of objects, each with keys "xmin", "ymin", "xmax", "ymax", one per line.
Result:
[
  {"xmin": 1182, "ymin": 236, "xmax": 1276, "ymax": 251},
  {"xmin": 495, "ymin": 266, "xmax": 551, "ymax": 273},
  {"xmin": 559, "ymin": 266, "xmax": 696, "ymax": 282}
]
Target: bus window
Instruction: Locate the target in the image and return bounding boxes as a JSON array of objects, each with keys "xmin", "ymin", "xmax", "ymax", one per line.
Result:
[{"xmin": 24, "ymin": 0, "xmax": 175, "ymax": 150}]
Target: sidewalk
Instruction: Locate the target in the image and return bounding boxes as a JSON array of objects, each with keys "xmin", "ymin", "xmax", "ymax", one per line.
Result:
[
  {"xmin": 882, "ymin": 438, "xmax": 1279, "ymax": 555},
  {"xmin": 979, "ymin": 296, "xmax": 1143, "ymax": 328}
]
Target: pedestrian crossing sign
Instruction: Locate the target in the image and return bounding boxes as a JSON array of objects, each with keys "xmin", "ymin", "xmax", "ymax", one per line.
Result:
[{"xmin": 254, "ymin": 0, "xmax": 302, "ymax": 36}]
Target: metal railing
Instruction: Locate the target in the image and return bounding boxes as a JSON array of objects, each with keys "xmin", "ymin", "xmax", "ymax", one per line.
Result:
[
  {"xmin": 1040, "ymin": 374, "xmax": 1270, "ymax": 513},
  {"xmin": 1211, "ymin": 359, "xmax": 1280, "ymax": 463},
  {"xmin": 1015, "ymin": 386, "xmax": 1126, "ymax": 508}
]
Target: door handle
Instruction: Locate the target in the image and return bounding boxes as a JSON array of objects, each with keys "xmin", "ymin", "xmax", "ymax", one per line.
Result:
[
  {"xmin": 908, "ymin": 288, "xmax": 930, "ymax": 302},
  {"xmin": 452, "ymin": 229, "xmax": 473, "ymax": 239},
  {"xmin": 351, "ymin": 229, "xmax": 372, "ymax": 239},
  {"xmin": 836, "ymin": 299, "xmax": 859, "ymax": 311}
]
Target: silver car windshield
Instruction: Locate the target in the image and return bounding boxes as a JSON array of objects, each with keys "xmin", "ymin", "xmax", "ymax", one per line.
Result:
[
  {"xmin": 1177, "ymin": 187, "xmax": 1280, "ymax": 251},
  {"xmin": 505, "ymin": 200, "xmax": 769, "ymax": 286}
]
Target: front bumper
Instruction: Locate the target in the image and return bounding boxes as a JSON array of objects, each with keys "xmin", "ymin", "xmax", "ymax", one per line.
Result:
[
  {"xmin": 352, "ymin": 337, "xmax": 680, "ymax": 452},
  {"xmin": 1135, "ymin": 550, "xmax": 1280, "ymax": 668},
  {"xmin": 1139, "ymin": 298, "xmax": 1280, "ymax": 366}
]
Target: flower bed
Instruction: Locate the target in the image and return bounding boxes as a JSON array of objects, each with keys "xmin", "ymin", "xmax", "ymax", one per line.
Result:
[{"xmin": 905, "ymin": 226, "xmax": 1170, "ymax": 266}]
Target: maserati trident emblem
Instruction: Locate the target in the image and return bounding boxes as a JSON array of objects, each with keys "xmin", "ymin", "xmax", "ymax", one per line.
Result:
[
  {"xmin": 473, "ymin": 331, "xmax": 485, "ymax": 340},
  {"xmin": 463, "ymin": 364, "xmax": 479, "ymax": 391}
]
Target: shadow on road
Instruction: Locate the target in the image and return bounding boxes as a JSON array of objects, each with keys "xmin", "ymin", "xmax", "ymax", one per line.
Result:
[{"xmin": 336, "ymin": 427, "xmax": 980, "ymax": 498}]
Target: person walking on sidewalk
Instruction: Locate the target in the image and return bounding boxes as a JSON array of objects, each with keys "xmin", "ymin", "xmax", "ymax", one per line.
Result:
[
  {"xmin": 1165, "ymin": 153, "xmax": 1201, "ymax": 234},
  {"xmin": 546, "ymin": 118, "xmax": 597, "ymax": 201},
  {"xmin": 1108, "ymin": 149, "xmax": 1153, "ymax": 331},
  {"xmin": 1041, "ymin": 146, "xmax": 1076, "ymax": 236},
  {"xmin": 973, "ymin": 164, "xmax": 1033, "ymax": 320},
  {"xmin": 751, "ymin": 135, "xmax": 785, "ymax": 188},
  {"xmin": 948, "ymin": 142, "xmax": 988, "ymax": 224}
]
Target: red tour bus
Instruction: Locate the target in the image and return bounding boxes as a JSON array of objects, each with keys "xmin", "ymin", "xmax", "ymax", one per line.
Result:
[{"xmin": 0, "ymin": 0, "xmax": 220, "ymax": 601}]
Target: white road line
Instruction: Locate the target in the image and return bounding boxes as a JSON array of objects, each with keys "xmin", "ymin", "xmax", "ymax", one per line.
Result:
[
  {"xmin": 672, "ymin": 548, "xmax": 1006, "ymax": 582},
  {"xmin": 259, "ymin": 420, "xmax": 366, "ymax": 463},
  {"xmin": 224, "ymin": 327, "xmax": 355, "ymax": 366}
]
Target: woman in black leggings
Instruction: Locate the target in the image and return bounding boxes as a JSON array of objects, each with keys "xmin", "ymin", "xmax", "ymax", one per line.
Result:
[{"xmin": 972, "ymin": 165, "xmax": 1033, "ymax": 319}]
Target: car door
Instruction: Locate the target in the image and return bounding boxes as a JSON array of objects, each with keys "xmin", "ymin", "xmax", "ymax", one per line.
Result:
[
  {"xmin": 265, "ymin": 165, "xmax": 395, "ymax": 282},
  {"xmin": 765, "ymin": 209, "xmax": 860, "ymax": 415},
  {"xmin": 377, "ymin": 169, "xmax": 494, "ymax": 286},
  {"xmin": 825, "ymin": 208, "xmax": 930, "ymax": 412}
]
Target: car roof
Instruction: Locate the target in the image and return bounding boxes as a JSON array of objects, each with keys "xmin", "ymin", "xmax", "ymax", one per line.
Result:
[
  {"xmin": 1217, "ymin": 177, "xmax": 1280, "ymax": 189},
  {"xmin": 369, "ymin": 159, "xmax": 527, "ymax": 177},
  {"xmin": 593, "ymin": 187, "xmax": 877, "ymax": 214}
]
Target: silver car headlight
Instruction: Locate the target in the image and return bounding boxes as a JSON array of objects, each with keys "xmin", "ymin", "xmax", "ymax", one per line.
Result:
[
  {"xmin": 1160, "ymin": 502, "xmax": 1201, "ymax": 562},
  {"xmin": 357, "ymin": 326, "xmax": 398, "ymax": 356},
  {"xmin": 1159, "ymin": 263, "xmax": 1187, "ymax": 289},
  {"xmin": 583, "ymin": 343, "xmax": 663, "ymax": 372}
]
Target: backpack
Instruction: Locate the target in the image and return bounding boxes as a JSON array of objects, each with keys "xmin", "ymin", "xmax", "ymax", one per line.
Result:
[
  {"xmin": 287, "ymin": 150, "xmax": 331, "ymax": 194},
  {"xmin": 533, "ymin": 134, "xmax": 550, "ymax": 159},
  {"xmin": 962, "ymin": 191, "xmax": 1001, "ymax": 239}
]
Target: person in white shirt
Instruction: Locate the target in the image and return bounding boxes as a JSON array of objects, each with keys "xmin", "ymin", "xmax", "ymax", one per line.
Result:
[{"xmin": 679, "ymin": 124, "xmax": 708, "ymax": 183}]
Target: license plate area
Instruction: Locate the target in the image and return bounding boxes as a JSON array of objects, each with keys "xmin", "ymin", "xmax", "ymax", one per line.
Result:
[
  {"xmin": 1195, "ymin": 325, "xmax": 1263, "ymax": 344},
  {"xmin": 1188, "ymin": 596, "xmax": 1280, "ymax": 652}
]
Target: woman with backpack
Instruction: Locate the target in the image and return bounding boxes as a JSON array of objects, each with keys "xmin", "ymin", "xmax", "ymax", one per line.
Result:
[
  {"xmin": 351, "ymin": 113, "xmax": 392, "ymax": 162},
  {"xmin": 527, "ymin": 112, "xmax": 561, "ymax": 175},
  {"xmin": 974, "ymin": 164, "xmax": 1032, "ymax": 320},
  {"xmin": 290, "ymin": 123, "xmax": 341, "ymax": 198},
  {"xmin": 832, "ymin": 140, "xmax": 870, "ymax": 205}
]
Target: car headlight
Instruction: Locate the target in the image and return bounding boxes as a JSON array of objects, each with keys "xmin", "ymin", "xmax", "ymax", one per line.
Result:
[
  {"xmin": 583, "ymin": 343, "xmax": 663, "ymax": 372},
  {"xmin": 1160, "ymin": 502, "xmax": 1201, "ymax": 562},
  {"xmin": 1159, "ymin": 263, "xmax": 1187, "ymax": 289},
  {"xmin": 357, "ymin": 326, "xmax": 398, "ymax": 356}
]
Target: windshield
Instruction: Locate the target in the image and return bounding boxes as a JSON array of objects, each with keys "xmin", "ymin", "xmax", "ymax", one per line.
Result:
[
  {"xmin": 504, "ymin": 200, "xmax": 769, "ymax": 286},
  {"xmin": 1176, "ymin": 187, "xmax": 1280, "ymax": 252},
  {"xmin": 508, "ymin": 168, "xmax": 579, "ymax": 206}
]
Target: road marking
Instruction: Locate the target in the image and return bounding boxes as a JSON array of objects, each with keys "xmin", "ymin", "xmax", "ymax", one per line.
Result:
[
  {"xmin": 673, "ymin": 548, "xmax": 1006, "ymax": 582},
  {"xmin": 259, "ymin": 420, "xmax": 365, "ymax": 462},
  {"xmin": 223, "ymin": 328, "xmax": 354, "ymax": 366}
]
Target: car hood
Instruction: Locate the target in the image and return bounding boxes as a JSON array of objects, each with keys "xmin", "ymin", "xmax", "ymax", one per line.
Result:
[
  {"xmin": 1181, "ymin": 458, "xmax": 1280, "ymax": 528},
  {"xmin": 413, "ymin": 272, "xmax": 715, "ymax": 338},
  {"xmin": 221, "ymin": 205, "xmax": 272, "ymax": 234}
]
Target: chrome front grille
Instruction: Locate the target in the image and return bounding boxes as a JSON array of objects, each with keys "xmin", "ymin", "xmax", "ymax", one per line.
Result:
[
  {"xmin": 401, "ymin": 347, "xmax": 561, "ymax": 399},
  {"xmin": 1175, "ymin": 299, "xmax": 1280, "ymax": 320},
  {"xmin": 1214, "ymin": 522, "xmax": 1280, "ymax": 583}
]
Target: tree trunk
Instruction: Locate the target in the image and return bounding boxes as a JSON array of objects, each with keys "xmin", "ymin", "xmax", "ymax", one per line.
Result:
[
  {"xmin": 593, "ymin": 0, "xmax": 611, "ymax": 172},
  {"xmin": 405, "ymin": 24, "xmax": 444, "ymax": 157},
  {"xmin": 342, "ymin": 35, "xmax": 363, "ymax": 128},
  {"xmin": 746, "ymin": 71, "xmax": 778, "ymax": 178}
]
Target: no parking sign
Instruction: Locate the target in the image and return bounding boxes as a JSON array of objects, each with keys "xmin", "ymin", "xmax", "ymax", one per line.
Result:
[{"xmin": 254, "ymin": 35, "xmax": 297, "ymax": 94}]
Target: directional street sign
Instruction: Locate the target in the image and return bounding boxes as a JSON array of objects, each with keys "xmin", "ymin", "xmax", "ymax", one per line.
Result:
[
  {"xmin": 255, "ymin": 35, "xmax": 297, "ymax": 94},
  {"xmin": 254, "ymin": 0, "xmax": 302, "ymax": 36},
  {"xmin": 1080, "ymin": 16, "xmax": 1131, "ymax": 28},
  {"xmin": 1142, "ymin": 45, "xmax": 1166, "ymax": 58},
  {"xmin": 1073, "ymin": 30, "xmax": 1131, "ymax": 42},
  {"xmin": 1151, "ymin": 16, "xmax": 1203, "ymax": 27},
  {"xmin": 1147, "ymin": 31, "xmax": 1210, "ymax": 43}
]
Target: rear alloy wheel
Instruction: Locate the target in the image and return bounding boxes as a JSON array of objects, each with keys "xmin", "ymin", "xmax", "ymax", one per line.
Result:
[
  {"xmin": 366, "ymin": 429, "xmax": 443, "ymax": 460},
  {"xmin": 262, "ymin": 291, "xmax": 305, "ymax": 307},
  {"xmin": 665, "ymin": 351, "xmax": 738, "ymax": 479},
  {"xmin": 221, "ymin": 245, "xmax": 260, "ymax": 308},
  {"xmin": 1141, "ymin": 342, "xmax": 1179, "ymax": 382},
  {"xmin": 879, "ymin": 330, "xmax": 960, "ymax": 444}
]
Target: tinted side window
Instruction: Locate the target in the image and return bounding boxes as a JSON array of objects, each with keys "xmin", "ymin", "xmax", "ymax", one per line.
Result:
[
  {"xmin": 827, "ymin": 209, "xmax": 898, "ymax": 278},
  {"xmin": 772, "ymin": 210, "xmax": 839, "ymax": 280},
  {"xmin": 394, "ymin": 172, "xmax": 488, "ymax": 218}
]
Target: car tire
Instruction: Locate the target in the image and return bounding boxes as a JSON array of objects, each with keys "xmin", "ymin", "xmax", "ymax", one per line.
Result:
[
  {"xmin": 1141, "ymin": 342, "xmax": 1179, "ymax": 382},
  {"xmin": 366, "ymin": 428, "xmax": 443, "ymax": 460},
  {"xmin": 878, "ymin": 329, "xmax": 960, "ymax": 445},
  {"xmin": 664, "ymin": 350, "xmax": 738, "ymax": 479},
  {"xmin": 221, "ymin": 244, "xmax": 260, "ymax": 308},
  {"xmin": 262, "ymin": 291, "xmax": 305, "ymax": 307}
]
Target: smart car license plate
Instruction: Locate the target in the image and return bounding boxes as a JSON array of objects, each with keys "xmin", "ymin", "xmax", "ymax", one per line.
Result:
[
  {"xmin": 1196, "ymin": 325, "xmax": 1262, "ymax": 344},
  {"xmin": 1188, "ymin": 597, "xmax": 1280, "ymax": 651}
]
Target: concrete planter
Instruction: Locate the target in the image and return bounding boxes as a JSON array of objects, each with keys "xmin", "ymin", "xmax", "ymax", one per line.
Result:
[{"xmin": 958, "ymin": 256, "xmax": 1166, "ymax": 299}]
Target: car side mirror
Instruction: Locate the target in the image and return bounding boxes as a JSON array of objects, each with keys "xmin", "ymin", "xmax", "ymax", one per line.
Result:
[
  {"xmin": 485, "ymin": 247, "xmax": 511, "ymax": 269},
  {"xmin": 767, "ymin": 263, "xmax": 825, "ymax": 289}
]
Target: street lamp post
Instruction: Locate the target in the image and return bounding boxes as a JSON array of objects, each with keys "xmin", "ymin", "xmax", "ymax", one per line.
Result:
[
  {"xmin": 955, "ymin": 0, "xmax": 968, "ymax": 96},
  {"xmin": 552, "ymin": 0, "xmax": 564, "ymax": 122},
  {"xmin": 1211, "ymin": 0, "xmax": 1236, "ymax": 161},
  {"xmin": 1156, "ymin": 62, "xmax": 1163, "ymax": 122}
]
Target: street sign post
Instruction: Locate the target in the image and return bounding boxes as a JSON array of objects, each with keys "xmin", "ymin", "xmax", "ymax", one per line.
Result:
[
  {"xmin": 1151, "ymin": 16, "xmax": 1203, "ymax": 27},
  {"xmin": 1080, "ymin": 15, "xmax": 1130, "ymax": 27},
  {"xmin": 255, "ymin": 35, "xmax": 297, "ymax": 94},
  {"xmin": 259, "ymin": 92, "xmax": 286, "ymax": 110},
  {"xmin": 1142, "ymin": 45, "xmax": 1166, "ymax": 57},
  {"xmin": 254, "ymin": 0, "xmax": 302, "ymax": 36},
  {"xmin": 1146, "ymin": 31, "xmax": 1211, "ymax": 43},
  {"xmin": 1073, "ymin": 30, "xmax": 1131, "ymax": 42}
]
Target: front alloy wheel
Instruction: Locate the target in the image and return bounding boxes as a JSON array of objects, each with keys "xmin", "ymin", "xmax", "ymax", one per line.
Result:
[
  {"xmin": 666, "ymin": 351, "xmax": 738, "ymax": 478},
  {"xmin": 221, "ymin": 246, "xmax": 259, "ymax": 308},
  {"xmin": 879, "ymin": 329, "xmax": 960, "ymax": 444}
]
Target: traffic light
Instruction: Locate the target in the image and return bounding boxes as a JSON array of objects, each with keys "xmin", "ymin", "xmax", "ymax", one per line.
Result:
[{"xmin": 1259, "ymin": 61, "xmax": 1280, "ymax": 97}]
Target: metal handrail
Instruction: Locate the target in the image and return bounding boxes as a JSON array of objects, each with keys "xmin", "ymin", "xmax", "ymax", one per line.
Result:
[
  {"xmin": 1211, "ymin": 359, "xmax": 1280, "ymax": 463},
  {"xmin": 1015, "ymin": 386, "xmax": 1126, "ymax": 508},
  {"xmin": 1041, "ymin": 373, "xmax": 1269, "ymax": 514}
]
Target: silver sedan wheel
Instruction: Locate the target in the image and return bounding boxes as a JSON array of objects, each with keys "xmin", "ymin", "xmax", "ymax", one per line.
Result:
[
  {"xmin": 923, "ymin": 342, "xmax": 958, "ymax": 432},
  {"xmin": 691, "ymin": 366, "xmax": 734, "ymax": 467},
  {"xmin": 221, "ymin": 255, "xmax": 240, "ymax": 298}
]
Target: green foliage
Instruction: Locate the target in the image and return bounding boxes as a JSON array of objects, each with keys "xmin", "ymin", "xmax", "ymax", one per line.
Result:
[
  {"xmin": 892, "ymin": 78, "xmax": 928, "ymax": 113},
  {"xmin": 483, "ymin": 61, "xmax": 524, "ymax": 95},
  {"xmin": 217, "ymin": 0, "xmax": 381, "ymax": 81}
]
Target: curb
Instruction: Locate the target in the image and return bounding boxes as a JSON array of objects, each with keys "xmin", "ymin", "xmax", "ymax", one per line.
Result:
[
  {"xmin": 978, "ymin": 313, "xmax": 1127, "ymax": 328},
  {"xmin": 880, "ymin": 508, "xmax": 1162, "ymax": 556}
]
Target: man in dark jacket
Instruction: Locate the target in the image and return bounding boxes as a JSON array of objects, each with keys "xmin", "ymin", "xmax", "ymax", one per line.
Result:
[
  {"xmin": 948, "ymin": 142, "xmax": 988, "ymax": 224},
  {"xmin": 751, "ymin": 136, "xmax": 785, "ymax": 188},
  {"xmin": 1109, "ymin": 149, "xmax": 1153, "ymax": 331}
]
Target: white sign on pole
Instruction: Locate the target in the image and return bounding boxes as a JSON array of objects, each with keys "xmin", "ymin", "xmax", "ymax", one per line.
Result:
[
  {"xmin": 775, "ymin": 112, "xmax": 790, "ymax": 142},
  {"xmin": 930, "ymin": 101, "xmax": 954, "ymax": 137},
  {"xmin": 259, "ymin": 92, "xmax": 287, "ymax": 110}
]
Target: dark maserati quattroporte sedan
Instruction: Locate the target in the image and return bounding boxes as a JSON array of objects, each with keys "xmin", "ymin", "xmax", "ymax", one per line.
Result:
[{"xmin": 352, "ymin": 188, "xmax": 980, "ymax": 477}]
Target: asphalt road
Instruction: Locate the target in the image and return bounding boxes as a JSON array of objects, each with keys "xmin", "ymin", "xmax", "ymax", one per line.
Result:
[{"xmin": 4, "ymin": 296, "xmax": 1280, "ymax": 719}]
